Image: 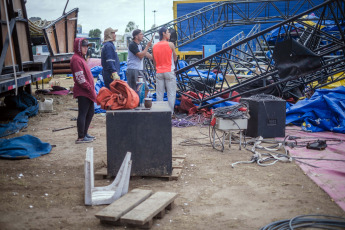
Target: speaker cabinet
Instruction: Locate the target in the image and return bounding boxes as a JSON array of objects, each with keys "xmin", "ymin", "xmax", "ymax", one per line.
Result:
[
  {"xmin": 106, "ymin": 102, "xmax": 172, "ymax": 176},
  {"xmin": 241, "ymin": 96, "xmax": 286, "ymax": 138}
]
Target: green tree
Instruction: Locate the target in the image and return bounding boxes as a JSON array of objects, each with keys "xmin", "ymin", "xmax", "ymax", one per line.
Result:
[
  {"xmin": 88, "ymin": 28, "xmax": 101, "ymax": 38},
  {"xmin": 125, "ymin": 21, "xmax": 138, "ymax": 33}
]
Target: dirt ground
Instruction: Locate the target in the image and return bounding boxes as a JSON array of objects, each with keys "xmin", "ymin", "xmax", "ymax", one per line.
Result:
[{"xmin": 0, "ymin": 75, "xmax": 344, "ymax": 230}]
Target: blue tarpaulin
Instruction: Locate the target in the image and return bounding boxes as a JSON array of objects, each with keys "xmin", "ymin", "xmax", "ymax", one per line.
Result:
[
  {"xmin": 94, "ymin": 74, "xmax": 106, "ymax": 114},
  {"xmin": 119, "ymin": 61, "xmax": 127, "ymax": 81},
  {"xmin": 177, "ymin": 60, "xmax": 224, "ymax": 83},
  {"xmin": 187, "ymin": 70, "xmax": 224, "ymax": 82},
  {"xmin": 90, "ymin": 66, "xmax": 103, "ymax": 77},
  {"xmin": 286, "ymin": 86, "xmax": 345, "ymax": 133},
  {"xmin": 205, "ymin": 98, "xmax": 238, "ymax": 109},
  {"xmin": 0, "ymin": 92, "xmax": 38, "ymax": 138},
  {"xmin": 0, "ymin": 134, "xmax": 52, "ymax": 159}
]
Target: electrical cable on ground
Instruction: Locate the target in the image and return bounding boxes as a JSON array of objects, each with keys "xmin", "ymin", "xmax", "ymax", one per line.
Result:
[
  {"xmin": 178, "ymin": 112, "xmax": 345, "ymax": 167},
  {"xmin": 179, "ymin": 126, "xmax": 212, "ymax": 148},
  {"xmin": 172, "ymin": 114, "xmax": 210, "ymax": 128},
  {"xmin": 283, "ymin": 135, "xmax": 344, "ymax": 148},
  {"xmin": 231, "ymin": 137, "xmax": 292, "ymax": 167},
  {"xmin": 260, "ymin": 214, "xmax": 345, "ymax": 230}
]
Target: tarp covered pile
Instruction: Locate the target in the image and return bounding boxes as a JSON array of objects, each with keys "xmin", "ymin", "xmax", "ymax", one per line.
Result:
[
  {"xmin": 286, "ymin": 86, "xmax": 345, "ymax": 133},
  {"xmin": 0, "ymin": 92, "xmax": 52, "ymax": 159},
  {"xmin": 0, "ymin": 92, "xmax": 38, "ymax": 138},
  {"xmin": 0, "ymin": 135, "xmax": 52, "ymax": 159}
]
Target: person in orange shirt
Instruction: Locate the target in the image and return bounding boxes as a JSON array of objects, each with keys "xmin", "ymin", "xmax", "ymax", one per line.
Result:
[{"xmin": 152, "ymin": 27, "xmax": 177, "ymax": 113}]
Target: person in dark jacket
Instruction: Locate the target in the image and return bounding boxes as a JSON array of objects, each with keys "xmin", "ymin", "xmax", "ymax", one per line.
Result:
[
  {"xmin": 70, "ymin": 38, "xmax": 97, "ymax": 144},
  {"xmin": 101, "ymin": 27, "xmax": 120, "ymax": 89}
]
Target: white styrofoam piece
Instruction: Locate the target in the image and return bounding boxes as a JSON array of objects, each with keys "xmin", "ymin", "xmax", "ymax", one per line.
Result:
[{"xmin": 85, "ymin": 147, "xmax": 132, "ymax": 205}]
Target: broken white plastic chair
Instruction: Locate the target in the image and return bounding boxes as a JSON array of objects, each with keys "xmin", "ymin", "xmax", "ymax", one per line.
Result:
[{"xmin": 85, "ymin": 147, "xmax": 132, "ymax": 205}]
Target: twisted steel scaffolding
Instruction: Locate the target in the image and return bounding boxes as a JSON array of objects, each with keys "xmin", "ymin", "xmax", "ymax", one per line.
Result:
[
  {"xmin": 222, "ymin": 31, "xmax": 245, "ymax": 50},
  {"xmin": 142, "ymin": 0, "xmax": 330, "ymax": 89},
  {"xmin": 144, "ymin": 0, "xmax": 325, "ymax": 48},
  {"xmin": 172, "ymin": 0, "xmax": 345, "ymax": 108}
]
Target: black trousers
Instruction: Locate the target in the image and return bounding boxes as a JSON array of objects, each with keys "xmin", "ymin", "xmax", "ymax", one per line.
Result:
[{"xmin": 77, "ymin": 96, "xmax": 94, "ymax": 139}]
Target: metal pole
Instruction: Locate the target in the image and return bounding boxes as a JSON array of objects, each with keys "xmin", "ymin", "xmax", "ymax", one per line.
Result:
[
  {"xmin": 144, "ymin": 0, "xmax": 145, "ymax": 31},
  {"xmin": 4, "ymin": 0, "xmax": 18, "ymax": 95},
  {"xmin": 63, "ymin": 0, "xmax": 69, "ymax": 15},
  {"xmin": 153, "ymin": 10, "xmax": 157, "ymax": 27}
]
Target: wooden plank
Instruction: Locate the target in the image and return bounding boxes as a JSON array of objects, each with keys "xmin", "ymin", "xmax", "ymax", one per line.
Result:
[
  {"xmin": 0, "ymin": 0, "xmax": 6, "ymax": 21},
  {"xmin": 52, "ymin": 69, "xmax": 72, "ymax": 74},
  {"xmin": 120, "ymin": 191, "xmax": 178, "ymax": 226},
  {"xmin": 16, "ymin": 23, "xmax": 30, "ymax": 62},
  {"xmin": 166, "ymin": 202, "xmax": 175, "ymax": 210},
  {"xmin": 55, "ymin": 17, "xmax": 66, "ymax": 53},
  {"xmin": 53, "ymin": 63, "xmax": 71, "ymax": 68},
  {"xmin": 172, "ymin": 155, "xmax": 186, "ymax": 159},
  {"xmin": 13, "ymin": 0, "xmax": 24, "ymax": 13},
  {"xmin": 46, "ymin": 27, "xmax": 57, "ymax": 55},
  {"xmin": 156, "ymin": 209, "xmax": 166, "ymax": 219},
  {"xmin": 2, "ymin": 27, "xmax": 18, "ymax": 67},
  {"xmin": 95, "ymin": 189, "xmax": 152, "ymax": 222},
  {"xmin": 67, "ymin": 12, "xmax": 77, "ymax": 53},
  {"xmin": 95, "ymin": 155, "xmax": 186, "ymax": 180},
  {"xmin": 172, "ymin": 158, "xmax": 184, "ymax": 169},
  {"xmin": 166, "ymin": 168, "xmax": 182, "ymax": 181}
]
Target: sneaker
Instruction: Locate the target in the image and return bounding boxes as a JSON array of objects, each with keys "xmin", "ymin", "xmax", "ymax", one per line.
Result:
[
  {"xmin": 85, "ymin": 134, "xmax": 96, "ymax": 140},
  {"xmin": 75, "ymin": 136, "xmax": 93, "ymax": 144}
]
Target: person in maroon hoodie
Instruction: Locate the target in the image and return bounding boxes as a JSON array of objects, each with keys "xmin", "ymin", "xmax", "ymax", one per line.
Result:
[{"xmin": 70, "ymin": 38, "xmax": 97, "ymax": 144}]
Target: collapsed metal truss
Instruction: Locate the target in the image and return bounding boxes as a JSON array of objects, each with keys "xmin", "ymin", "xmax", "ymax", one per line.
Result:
[
  {"xmin": 222, "ymin": 31, "xmax": 245, "ymax": 50},
  {"xmin": 174, "ymin": 0, "xmax": 345, "ymax": 108},
  {"xmin": 144, "ymin": 0, "xmax": 326, "ymax": 48},
  {"xmin": 142, "ymin": 0, "xmax": 332, "ymax": 89}
]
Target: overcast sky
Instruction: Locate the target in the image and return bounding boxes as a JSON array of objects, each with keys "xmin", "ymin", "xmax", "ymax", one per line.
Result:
[{"xmin": 26, "ymin": 0, "xmax": 174, "ymax": 37}]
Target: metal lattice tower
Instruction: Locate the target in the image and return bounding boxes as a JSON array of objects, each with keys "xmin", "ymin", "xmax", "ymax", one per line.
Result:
[
  {"xmin": 173, "ymin": 0, "xmax": 345, "ymax": 108},
  {"xmin": 142, "ymin": 0, "xmax": 335, "ymax": 89}
]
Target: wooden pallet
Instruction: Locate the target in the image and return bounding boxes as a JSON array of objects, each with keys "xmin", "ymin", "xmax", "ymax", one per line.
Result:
[
  {"xmin": 95, "ymin": 189, "xmax": 153, "ymax": 224},
  {"xmin": 95, "ymin": 189, "xmax": 178, "ymax": 229},
  {"xmin": 95, "ymin": 155, "xmax": 186, "ymax": 181}
]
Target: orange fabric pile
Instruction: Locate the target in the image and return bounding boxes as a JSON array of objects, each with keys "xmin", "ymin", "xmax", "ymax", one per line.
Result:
[{"xmin": 96, "ymin": 80, "xmax": 139, "ymax": 110}]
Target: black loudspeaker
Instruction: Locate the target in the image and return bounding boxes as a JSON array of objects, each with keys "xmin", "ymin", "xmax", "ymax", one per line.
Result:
[
  {"xmin": 272, "ymin": 38, "xmax": 322, "ymax": 79},
  {"xmin": 106, "ymin": 102, "xmax": 172, "ymax": 176},
  {"xmin": 241, "ymin": 95, "xmax": 286, "ymax": 138}
]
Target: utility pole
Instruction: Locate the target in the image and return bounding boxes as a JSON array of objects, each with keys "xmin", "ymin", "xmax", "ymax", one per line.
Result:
[
  {"xmin": 153, "ymin": 10, "xmax": 157, "ymax": 27},
  {"xmin": 143, "ymin": 0, "xmax": 146, "ymax": 31}
]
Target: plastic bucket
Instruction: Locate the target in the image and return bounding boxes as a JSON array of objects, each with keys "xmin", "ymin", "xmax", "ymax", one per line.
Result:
[{"xmin": 38, "ymin": 98, "xmax": 53, "ymax": 112}]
